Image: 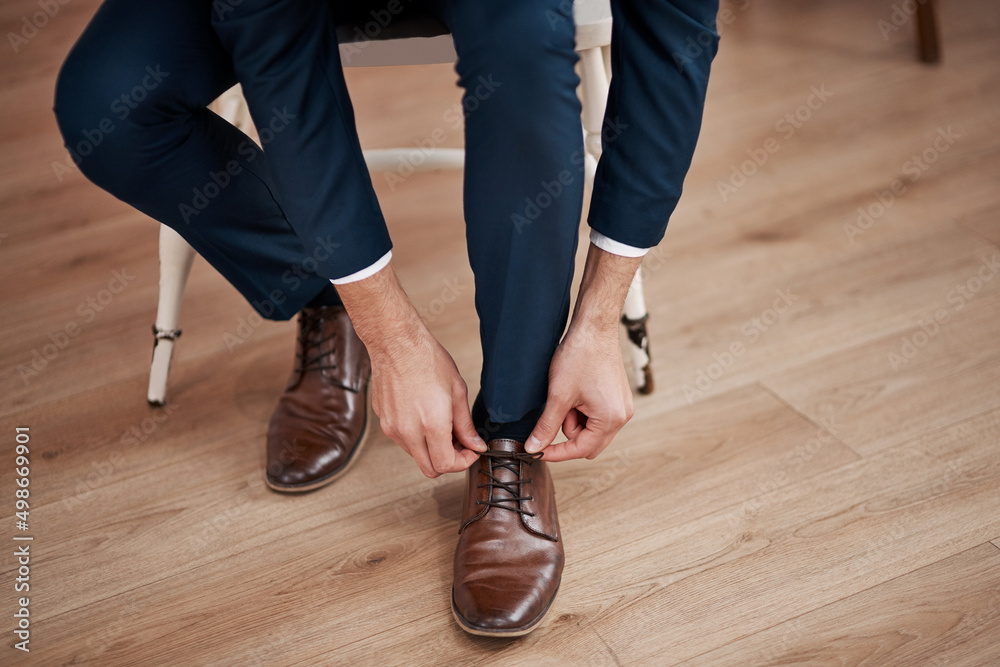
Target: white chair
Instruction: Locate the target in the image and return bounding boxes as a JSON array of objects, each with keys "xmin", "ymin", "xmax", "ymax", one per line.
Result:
[{"xmin": 148, "ymin": 0, "xmax": 653, "ymax": 405}]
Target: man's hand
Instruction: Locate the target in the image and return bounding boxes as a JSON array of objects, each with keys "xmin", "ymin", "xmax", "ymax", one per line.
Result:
[
  {"xmin": 336, "ymin": 262, "xmax": 486, "ymax": 478},
  {"xmin": 525, "ymin": 243, "xmax": 643, "ymax": 461},
  {"xmin": 526, "ymin": 324, "xmax": 634, "ymax": 461}
]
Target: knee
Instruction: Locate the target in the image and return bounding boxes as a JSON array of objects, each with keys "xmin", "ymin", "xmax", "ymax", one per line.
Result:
[
  {"xmin": 452, "ymin": 0, "xmax": 579, "ymax": 109},
  {"xmin": 53, "ymin": 45, "xmax": 175, "ymax": 188},
  {"xmin": 54, "ymin": 49, "xmax": 128, "ymax": 186}
]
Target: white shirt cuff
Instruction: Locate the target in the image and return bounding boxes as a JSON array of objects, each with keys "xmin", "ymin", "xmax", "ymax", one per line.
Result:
[
  {"xmin": 589, "ymin": 229, "xmax": 649, "ymax": 258},
  {"xmin": 330, "ymin": 250, "xmax": 392, "ymax": 285}
]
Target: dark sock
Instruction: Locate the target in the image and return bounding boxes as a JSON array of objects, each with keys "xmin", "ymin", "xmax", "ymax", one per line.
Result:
[
  {"xmin": 305, "ymin": 282, "xmax": 342, "ymax": 309},
  {"xmin": 472, "ymin": 393, "xmax": 543, "ymax": 444}
]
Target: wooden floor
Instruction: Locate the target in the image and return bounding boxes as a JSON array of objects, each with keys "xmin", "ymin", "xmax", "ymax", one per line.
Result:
[{"xmin": 2, "ymin": 0, "xmax": 999, "ymax": 664}]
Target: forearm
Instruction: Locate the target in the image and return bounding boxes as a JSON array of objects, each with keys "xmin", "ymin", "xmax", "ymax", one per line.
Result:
[
  {"xmin": 569, "ymin": 244, "xmax": 644, "ymax": 335},
  {"xmin": 334, "ymin": 262, "xmax": 426, "ymax": 357},
  {"xmin": 335, "ymin": 261, "xmax": 485, "ymax": 472}
]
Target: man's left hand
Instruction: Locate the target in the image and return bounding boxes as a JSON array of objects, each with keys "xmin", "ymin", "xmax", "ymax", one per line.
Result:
[{"xmin": 525, "ymin": 321, "xmax": 635, "ymax": 461}]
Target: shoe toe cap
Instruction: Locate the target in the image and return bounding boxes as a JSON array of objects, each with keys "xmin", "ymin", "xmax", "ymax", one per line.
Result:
[
  {"xmin": 266, "ymin": 432, "xmax": 350, "ymax": 487},
  {"xmin": 453, "ymin": 580, "xmax": 551, "ymax": 633}
]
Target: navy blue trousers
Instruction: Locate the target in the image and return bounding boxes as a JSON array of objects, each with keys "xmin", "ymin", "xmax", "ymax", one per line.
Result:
[{"xmin": 54, "ymin": 0, "xmax": 718, "ymax": 440}]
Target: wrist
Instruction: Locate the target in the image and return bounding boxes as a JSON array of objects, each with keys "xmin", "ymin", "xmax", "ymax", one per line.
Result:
[
  {"xmin": 570, "ymin": 244, "xmax": 643, "ymax": 333},
  {"xmin": 334, "ymin": 261, "xmax": 427, "ymax": 356},
  {"xmin": 568, "ymin": 298, "xmax": 622, "ymax": 336}
]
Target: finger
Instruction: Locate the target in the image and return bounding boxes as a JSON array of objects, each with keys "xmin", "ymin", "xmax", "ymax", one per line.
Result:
[
  {"xmin": 562, "ymin": 408, "xmax": 586, "ymax": 441},
  {"xmin": 452, "ymin": 446, "xmax": 481, "ymax": 471},
  {"xmin": 401, "ymin": 432, "xmax": 440, "ymax": 479},
  {"xmin": 542, "ymin": 418, "xmax": 615, "ymax": 462},
  {"xmin": 539, "ymin": 437, "xmax": 589, "ymax": 462},
  {"xmin": 426, "ymin": 425, "xmax": 470, "ymax": 475},
  {"xmin": 452, "ymin": 390, "xmax": 487, "ymax": 452},
  {"xmin": 526, "ymin": 392, "xmax": 572, "ymax": 453}
]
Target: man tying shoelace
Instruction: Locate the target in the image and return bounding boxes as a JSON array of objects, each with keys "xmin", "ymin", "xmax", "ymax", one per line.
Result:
[{"xmin": 54, "ymin": 0, "xmax": 718, "ymax": 636}]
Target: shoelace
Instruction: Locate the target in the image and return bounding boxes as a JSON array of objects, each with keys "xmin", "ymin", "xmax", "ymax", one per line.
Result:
[
  {"xmin": 295, "ymin": 311, "xmax": 357, "ymax": 393},
  {"xmin": 476, "ymin": 449, "xmax": 543, "ymax": 517}
]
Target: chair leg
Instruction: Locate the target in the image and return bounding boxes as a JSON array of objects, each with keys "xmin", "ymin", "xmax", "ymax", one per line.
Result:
[
  {"xmin": 145, "ymin": 87, "xmax": 245, "ymax": 406},
  {"xmin": 147, "ymin": 225, "xmax": 197, "ymax": 406},
  {"xmin": 915, "ymin": 0, "xmax": 941, "ymax": 64},
  {"xmin": 213, "ymin": 84, "xmax": 259, "ymax": 142},
  {"xmin": 622, "ymin": 270, "xmax": 653, "ymax": 395},
  {"xmin": 579, "ymin": 46, "xmax": 609, "ymax": 187},
  {"xmin": 579, "ymin": 44, "xmax": 655, "ymax": 394}
]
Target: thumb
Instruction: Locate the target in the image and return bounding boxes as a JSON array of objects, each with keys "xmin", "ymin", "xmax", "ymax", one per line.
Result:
[{"xmin": 526, "ymin": 393, "xmax": 570, "ymax": 453}]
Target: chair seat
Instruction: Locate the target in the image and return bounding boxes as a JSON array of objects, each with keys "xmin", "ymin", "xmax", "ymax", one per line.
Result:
[
  {"xmin": 335, "ymin": 4, "xmax": 449, "ymax": 44},
  {"xmin": 574, "ymin": 0, "xmax": 613, "ymax": 51},
  {"xmin": 335, "ymin": 0, "xmax": 612, "ymax": 66}
]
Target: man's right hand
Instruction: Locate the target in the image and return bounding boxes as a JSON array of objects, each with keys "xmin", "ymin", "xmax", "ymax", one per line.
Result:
[{"xmin": 335, "ymin": 262, "xmax": 486, "ymax": 478}]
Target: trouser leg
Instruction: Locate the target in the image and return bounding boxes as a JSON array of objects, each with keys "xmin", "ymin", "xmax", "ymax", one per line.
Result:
[
  {"xmin": 54, "ymin": 0, "xmax": 342, "ymax": 320},
  {"xmin": 588, "ymin": 0, "xmax": 720, "ymax": 248},
  {"xmin": 210, "ymin": 0, "xmax": 393, "ymax": 283},
  {"xmin": 436, "ymin": 0, "xmax": 585, "ymax": 440}
]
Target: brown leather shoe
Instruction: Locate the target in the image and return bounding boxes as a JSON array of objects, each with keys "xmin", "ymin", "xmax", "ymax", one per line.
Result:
[
  {"xmin": 266, "ymin": 306, "xmax": 371, "ymax": 492},
  {"xmin": 452, "ymin": 438, "xmax": 563, "ymax": 637}
]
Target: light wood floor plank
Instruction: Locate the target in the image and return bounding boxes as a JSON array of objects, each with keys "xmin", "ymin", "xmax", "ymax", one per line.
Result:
[
  {"xmin": 8, "ymin": 383, "xmax": 850, "ymax": 663},
  {"xmin": 680, "ymin": 542, "xmax": 1000, "ymax": 667},
  {"xmin": 763, "ymin": 291, "xmax": 1000, "ymax": 455},
  {"xmin": 2, "ymin": 0, "xmax": 999, "ymax": 664},
  {"xmin": 583, "ymin": 409, "xmax": 1000, "ymax": 664}
]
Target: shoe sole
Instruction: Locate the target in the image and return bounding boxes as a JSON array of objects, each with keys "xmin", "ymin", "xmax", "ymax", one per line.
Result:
[
  {"xmin": 265, "ymin": 380, "xmax": 372, "ymax": 493},
  {"xmin": 450, "ymin": 581, "xmax": 560, "ymax": 638}
]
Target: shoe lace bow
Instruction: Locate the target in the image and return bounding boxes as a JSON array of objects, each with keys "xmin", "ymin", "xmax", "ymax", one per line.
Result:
[
  {"xmin": 476, "ymin": 449, "xmax": 543, "ymax": 517},
  {"xmin": 295, "ymin": 310, "xmax": 357, "ymax": 393}
]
